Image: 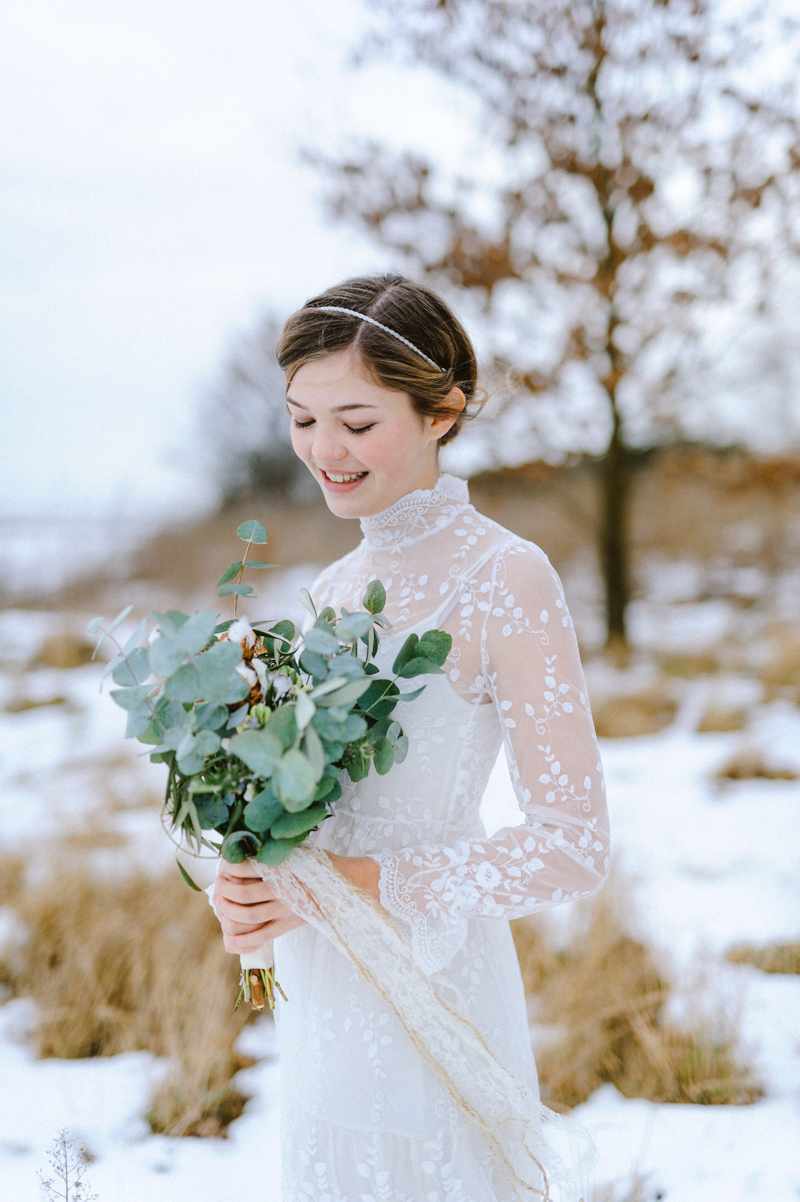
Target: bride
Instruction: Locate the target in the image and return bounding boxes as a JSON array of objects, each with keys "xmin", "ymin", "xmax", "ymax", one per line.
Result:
[{"xmin": 212, "ymin": 274, "xmax": 610, "ymax": 1201}]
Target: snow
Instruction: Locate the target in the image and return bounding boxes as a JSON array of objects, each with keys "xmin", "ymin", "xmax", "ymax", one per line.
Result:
[{"xmin": 1, "ymin": 599, "xmax": 799, "ymax": 1200}]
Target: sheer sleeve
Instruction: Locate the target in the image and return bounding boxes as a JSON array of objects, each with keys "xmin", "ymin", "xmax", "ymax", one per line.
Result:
[{"xmin": 376, "ymin": 541, "xmax": 610, "ymax": 973}]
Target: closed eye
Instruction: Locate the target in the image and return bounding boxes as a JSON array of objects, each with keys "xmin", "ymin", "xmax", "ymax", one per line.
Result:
[{"xmin": 291, "ymin": 418, "xmax": 376, "ymax": 435}]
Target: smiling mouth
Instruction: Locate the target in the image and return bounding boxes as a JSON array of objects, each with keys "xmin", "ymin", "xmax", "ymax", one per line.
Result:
[{"xmin": 322, "ymin": 470, "xmax": 368, "ymax": 484}]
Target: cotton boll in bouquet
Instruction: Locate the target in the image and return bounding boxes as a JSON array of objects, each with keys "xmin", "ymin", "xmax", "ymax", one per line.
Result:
[{"xmin": 89, "ymin": 519, "xmax": 451, "ymax": 1009}]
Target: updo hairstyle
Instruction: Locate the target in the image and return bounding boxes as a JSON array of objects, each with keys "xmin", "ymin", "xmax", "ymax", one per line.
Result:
[{"xmin": 276, "ymin": 274, "xmax": 484, "ymax": 445}]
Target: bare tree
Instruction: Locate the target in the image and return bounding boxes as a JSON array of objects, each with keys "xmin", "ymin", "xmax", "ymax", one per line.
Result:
[
  {"xmin": 311, "ymin": 0, "xmax": 800, "ymax": 648},
  {"xmin": 196, "ymin": 313, "xmax": 313, "ymax": 503}
]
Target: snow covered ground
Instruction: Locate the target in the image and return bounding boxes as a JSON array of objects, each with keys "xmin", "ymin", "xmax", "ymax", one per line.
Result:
[{"xmin": 0, "ymin": 594, "xmax": 799, "ymax": 1201}]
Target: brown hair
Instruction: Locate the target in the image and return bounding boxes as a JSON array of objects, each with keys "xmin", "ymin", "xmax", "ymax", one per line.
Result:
[{"xmin": 276, "ymin": 274, "xmax": 483, "ymax": 444}]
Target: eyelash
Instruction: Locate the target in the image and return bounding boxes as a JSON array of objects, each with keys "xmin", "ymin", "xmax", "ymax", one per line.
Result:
[{"xmin": 292, "ymin": 419, "xmax": 375, "ymax": 435}]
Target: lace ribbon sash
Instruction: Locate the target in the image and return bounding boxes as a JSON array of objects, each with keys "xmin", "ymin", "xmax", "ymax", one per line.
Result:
[{"xmin": 258, "ymin": 846, "xmax": 593, "ymax": 1202}]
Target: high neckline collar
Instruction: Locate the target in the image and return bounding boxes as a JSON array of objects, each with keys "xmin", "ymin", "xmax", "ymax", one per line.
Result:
[{"xmin": 359, "ymin": 473, "xmax": 471, "ymax": 550}]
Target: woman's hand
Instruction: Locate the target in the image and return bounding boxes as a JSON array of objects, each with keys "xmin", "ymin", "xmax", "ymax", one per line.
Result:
[
  {"xmin": 326, "ymin": 853, "xmax": 382, "ymax": 907},
  {"xmin": 213, "ymin": 859, "xmax": 306, "ymax": 954}
]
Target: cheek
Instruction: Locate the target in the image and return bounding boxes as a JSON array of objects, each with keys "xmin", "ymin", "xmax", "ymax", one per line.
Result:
[{"xmin": 361, "ymin": 419, "xmax": 427, "ymax": 472}]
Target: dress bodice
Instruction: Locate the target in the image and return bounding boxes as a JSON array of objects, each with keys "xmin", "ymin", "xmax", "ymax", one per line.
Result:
[{"xmin": 309, "ymin": 474, "xmax": 610, "ymax": 974}]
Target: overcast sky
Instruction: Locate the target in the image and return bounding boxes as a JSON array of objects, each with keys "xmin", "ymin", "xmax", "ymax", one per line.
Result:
[{"xmin": 0, "ymin": 0, "xmax": 481, "ymax": 520}]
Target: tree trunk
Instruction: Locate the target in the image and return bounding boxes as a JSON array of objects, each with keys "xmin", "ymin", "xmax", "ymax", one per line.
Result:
[{"xmin": 600, "ymin": 415, "xmax": 632, "ymax": 654}]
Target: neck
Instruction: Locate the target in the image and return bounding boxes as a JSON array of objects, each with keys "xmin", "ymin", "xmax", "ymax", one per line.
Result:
[{"xmin": 359, "ymin": 473, "xmax": 471, "ymax": 551}]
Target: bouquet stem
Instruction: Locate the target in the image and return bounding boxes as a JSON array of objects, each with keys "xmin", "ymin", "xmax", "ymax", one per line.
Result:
[{"xmin": 235, "ymin": 944, "xmax": 287, "ymax": 1011}]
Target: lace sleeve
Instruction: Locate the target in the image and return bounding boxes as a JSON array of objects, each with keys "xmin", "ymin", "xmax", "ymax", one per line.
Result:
[{"xmin": 376, "ymin": 542, "xmax": 610, "ymax": 973}]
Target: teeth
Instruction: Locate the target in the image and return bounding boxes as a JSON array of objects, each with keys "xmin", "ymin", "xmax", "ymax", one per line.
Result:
[{"xmin": 326, "ymin": 471, "xmax": 366, "ymax": 483}]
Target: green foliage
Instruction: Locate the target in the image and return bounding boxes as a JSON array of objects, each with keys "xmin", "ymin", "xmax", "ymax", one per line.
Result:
[
  {"xmin": 94, "ymin": 520, "xmax": 449, "ymax": 878},
  {"xmin": 363, "ymin": 580, "xmax": 386, "ymax": 614},
  {"xmin": 237, "ymin": 519, "xmax": 268, "ymax": 543},
  {"xmin": 217, "ymin": 560, "xmax": 243, "ymax": 587}
]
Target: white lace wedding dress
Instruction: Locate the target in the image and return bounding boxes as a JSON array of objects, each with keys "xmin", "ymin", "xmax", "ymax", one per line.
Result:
[{"xmin": 255, "ymin": 474, "xmax": 609, "ymax": 1202}]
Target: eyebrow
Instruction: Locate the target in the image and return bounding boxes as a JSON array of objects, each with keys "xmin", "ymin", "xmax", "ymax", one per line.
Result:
[{"xmin": 285, "ymin": 398, "xmax": 379, "ymax": 413}]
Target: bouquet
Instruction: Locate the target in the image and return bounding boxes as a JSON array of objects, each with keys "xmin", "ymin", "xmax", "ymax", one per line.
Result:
[{"xmin": 89, "ymin": 519, "xmax": 450, "ymax": 1008}]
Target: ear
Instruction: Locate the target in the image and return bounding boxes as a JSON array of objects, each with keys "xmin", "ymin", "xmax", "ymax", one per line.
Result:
[{"xmin": 426, "ymin": 388, "xmax": 466, "ymax": 442}]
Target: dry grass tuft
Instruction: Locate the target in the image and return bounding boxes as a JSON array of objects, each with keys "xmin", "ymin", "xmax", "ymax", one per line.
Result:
[
  {"xmin": 512, "ymin": 892, "xmax": 759, "ymax": 1112},
  {"xmin": 726, "ymin": 940, "xmax": 800, "ymax": 974},
  {"xmin": 0, "ymin": 855, "xmax": 252, "ymax": 1137},
  {"xmin": 713, "ymin": 751, "xmax": 797, "ymax": 782},
  {"xmin": 697, "ymin": 706, "xmax": 748, "ymax": 733},
  {"xmin": 591, "ymin": 693, "xmax": 678, "ymax": 739}
]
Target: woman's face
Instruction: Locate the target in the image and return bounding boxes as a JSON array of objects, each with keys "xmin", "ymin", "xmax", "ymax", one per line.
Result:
[{"xmin": 287, "ymin": 349, "xmax": 461, "ymax": 518}]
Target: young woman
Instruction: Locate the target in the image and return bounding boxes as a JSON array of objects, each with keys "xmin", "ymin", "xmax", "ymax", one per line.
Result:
[{"xmin": 212, "ymin": 275, "xmax": 609, "ymax": 1201}]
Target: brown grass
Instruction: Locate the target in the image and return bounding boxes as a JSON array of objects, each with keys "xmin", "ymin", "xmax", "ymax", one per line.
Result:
[
  {"xmin": 512, "ymin": 892, "xmax": 760, "ymax": 1112},
  {"xmin": 0, "ymin": 855, "xmax": 253, "ymax": 1137},
  {"xmin": 714, "ymin": 752, "xmax": 798, "ymax": 782},
  {"xmin": 726, "ymin": 940, "xmax": 800, "ymax": 974}
]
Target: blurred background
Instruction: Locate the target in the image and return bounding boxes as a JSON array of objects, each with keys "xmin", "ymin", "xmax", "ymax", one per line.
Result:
[{"xmin": 1, "ymin": 2, "xmax": 799, "ymax": 1199}]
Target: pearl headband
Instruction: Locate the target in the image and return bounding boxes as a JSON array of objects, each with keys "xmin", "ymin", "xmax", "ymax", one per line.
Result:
[{"xmin": 314, "ymin": 305, "xmax": 446, "ymax": 373}]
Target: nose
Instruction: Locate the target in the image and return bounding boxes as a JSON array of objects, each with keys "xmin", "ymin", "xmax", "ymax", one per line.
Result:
[{"xmin": 311, "ymin": 428, "xmax": 348, "ymax": 466}]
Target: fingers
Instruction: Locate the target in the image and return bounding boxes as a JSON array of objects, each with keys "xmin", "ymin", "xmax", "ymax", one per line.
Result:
[
  {"xmin": 215, "ymin": 877, "xmax": 276, "ymax": 905},
  {"xmin": 219, "ymin": 859, "xmax": 262, "ymax": 880},
  {"xmin": 215, "ymin": 895, "xmax": 284, "ymax": 925}
]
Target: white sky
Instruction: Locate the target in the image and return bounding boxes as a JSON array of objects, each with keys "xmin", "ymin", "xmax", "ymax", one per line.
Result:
[{"xmin": 0, "ymin": 0, "xmax": 478, "ymax": 519}]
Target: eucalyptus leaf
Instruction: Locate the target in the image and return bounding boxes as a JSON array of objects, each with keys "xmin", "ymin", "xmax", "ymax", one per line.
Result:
[
  {"xmin": 373, "ymin": 737, "xmax": 395, "ymax": 776},
  {"xmin": 225, "ymin": 673, "xmax": 250, "ymax": 704},
  {"xmin": 294, "ymin": 689, "xmax": 316, "ymax": 731},
  {"xmin": 218, "ymin": 583, "xmax": 255, "ymax": 598},
  {"xmin": 245, "ymin": 560, "xmax": 277, "ymax": 569},
  {"xmin": 363, "ymin": 580, "xmax": 386, "ymax": 614},
  {"xmin": 107, "ymin": 604, "xmax": 133, "ymax": 635},
  {"xmin": 275, "ymin": 749, "xmax": 317, "ymax": 810},
  {"xmin": 297, "ymin": 588, "xmax": 317, "ymax": 619},
  {"xmin": 270, "ymin": 804, "xmax": 327, "ymax": 840},
  {"xmin": 244, "ymin": 787, "xmax": 283, "ymax": 834},
  {"xmin": 111, "ymin": 684, "xmax": 153, "ymax": 711},
  {"xmin": 221, "ymin": 830, "xmax": 261, "ymax": 863},
  {"xmin": 102, "ymin": 654, "xmax": 124, "ymax": 680},
  {"xmin": 299, "ymin": 649, "xmax": 328, "ymax": 680},
  {"xmin": 336, "ymin": 612, "xmax": 373, "ymax": 640},
  {"xmin": 194, "ymin": 792, "xmax": 230, "ymax": 829},
  {"xmin": 392, "ymin": 633, "xmax": 419, "ymax": 675},
  {"xmin": 150, "ymin": 610, "xmax": 189, "ymax": 637},
  {"xmin": 226, "ymin": 702, "xmax": 250, "ymax": 728},
  {"xmin": 318, "ymin": 606, "xmax": 336, "ymax": 625},
  {"xmin": 397, "ymin": 657, "xmax": 444, "ymax": 679},
  {"xmin": 217, "ymin": 560, "xmax": 243, "ymax": 587},
  {"xmin": 302, "ymin": 722, "xmax": 325, "ymax": 780},
  {"xmin": 86, "ymin": 616, "xmax": 103, "ymax": 635},
  {"xmin": 237, "ymin": 519, "xmax": 268, "ymax": 544},
  {"xmin": 195, "ymin": 702, "xmax": 228, "ymax": 730},
  {"xmin": 194, "ymin": 729, "xmax": 221, "ymax": 757},
  {"xmin": 254, "ymin": 833, "xmax": 306, "ymax": 865},
  {"xmin": 313, "ymin": 776, "xmax": 336, "ymax": 802},
  {"xmin": 265, "ymin": 704, "xmax": 297, "ymax": 749},
  {"xmin": 230, "ymin": 729, "xmax": 283, "ymax": 776},
  {"xmin": 418, "ymin": 629, "xmax": 453, "ymax": 667},
  {"xmin": 309, "ymin": 676, "xmax": 349, "ymax": 700},
  {"xmin": 125, "ymin": 705, "xmax": 154, "ymax": 738},
  {"xmin": 206, "ymin": 640, "xmax": 243, "ymax": 671},
  {"xmin": 316, "ymin": 677, "xmax": 372, "ymax": 708},
  {"xmin": 303, "ymin": 626, "xmax": 341, "ymax": 656},
  {"xmin": 396, "ymin": 685, "xmax": 426, "ymax": 703},
  {"xmin": 393, "ymin": 733, "xmax": 409, "ymax": 763},
  {"xmin": 164, "ymin": 661, "xmax": 205, "ymax": 703},
  {"xmin": 263, "ymin": 619, "xmax": 295, "ymax": 647},
  {"xmin": 112, "ymin": 646, "xmax": 150, "ymax": 687},
  {"xmin": 122, "ymin": 617, "xmax": 148, "ymax": 655},
  {"xmin": 148, "ymin": 634, "xmax": 186, "ymax": 679},
  {"xmin": 177, "ymin": 611, "xmax": 217, "ymax": 656}
]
